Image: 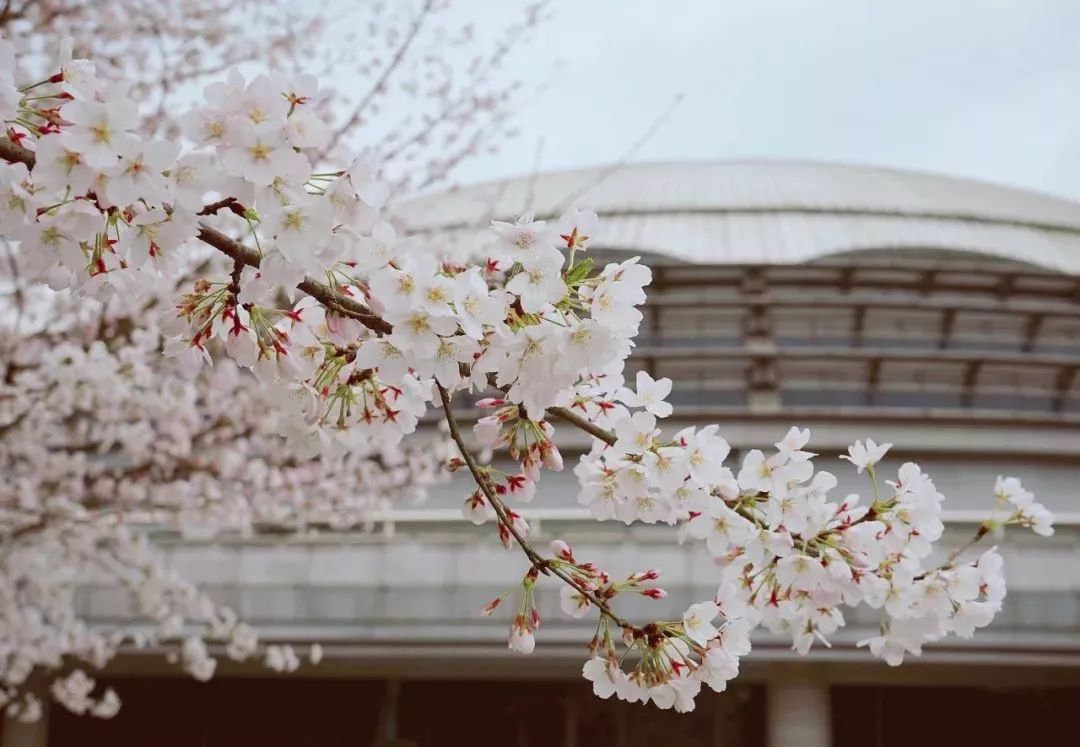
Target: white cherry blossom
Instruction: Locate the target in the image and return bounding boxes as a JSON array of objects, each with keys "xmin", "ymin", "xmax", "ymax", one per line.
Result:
[
  {"xmin": 841, "ymin": 438, "xmax": 893, "ymax": 473},
  {"xmin": 682, "ymin": 601, "xmax": 721, "ymax": 645},
  {"xmin": 619, "ymin": 370, "xmax": 673, "ymax": 418},
  {"xmin": 0, "ymin": 40, "xmax": 1057, "ymax": 722}
]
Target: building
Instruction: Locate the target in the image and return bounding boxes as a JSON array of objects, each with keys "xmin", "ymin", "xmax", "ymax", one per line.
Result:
[{"xmin": 14, "ymin": 161, "xmax": 1080, "ymax": 746}]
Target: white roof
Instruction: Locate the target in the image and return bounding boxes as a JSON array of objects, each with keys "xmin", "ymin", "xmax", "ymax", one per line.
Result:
[{"xmin": 395, "ymin": 160, "xmax": 1080, "ymax": 273}]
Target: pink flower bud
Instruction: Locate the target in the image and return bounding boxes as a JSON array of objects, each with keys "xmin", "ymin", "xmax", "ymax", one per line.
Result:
[
  {"xmin": 480, "ymin": 597, "xmax": 503, "ymax": 616},
  {"xmin": 505, "ymin": 473, "xmax": 536, "ymax": 503},
  {"xmin": 473, "ymin": 415, "xmax": 503, "ymax": 448},
  {"xmin": 475, "ymin": 397, "xmax": 505, "ymax": 409},
  {"xmin": 508, "ymin": 618, "xmax": 535, "ymax": 654},
  {"xmin": 633, "ymin": 569, "xmax": 661, "ymax": 582},
  {"xmin": 540, "ymin": 442, "xmax": 563, "ymax": 471},
  {"xmin": 550, "ymin": 539, "xmax": 574, "ymax": 562},
  {"xmin": 641, "ymin": 588, "xmax": 667, "ymax": 600},
  {"xmin": 325, "ymin": 310, "xmax": 344, "ymax": 335}
]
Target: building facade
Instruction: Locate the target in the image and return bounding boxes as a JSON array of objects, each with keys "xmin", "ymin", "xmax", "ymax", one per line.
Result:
[{"xmin": 9, "ymin": 161, "xmax": 1080, "ymax": 746}]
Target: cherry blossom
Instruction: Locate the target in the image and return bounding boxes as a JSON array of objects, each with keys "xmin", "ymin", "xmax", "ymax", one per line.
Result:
[
  {"xmin": 841, "ymin": 438, "xmax": 893, "ymax": 473},
  {"xmin": 682, "ymin": 601, "xmax": 721, "ymax": 646},
  {"xmin": 0, "ymin": 40, "xmax": 1057, "ymax": 722},
  {"xmin": 619, "ymin": 371, "xmax": 674, "ymax": 418}
]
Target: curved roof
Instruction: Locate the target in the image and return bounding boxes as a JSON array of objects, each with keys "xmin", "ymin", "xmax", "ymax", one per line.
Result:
[{"xmin": 395, "ymin": 160, "xmax": 1080, "ymax": 274}]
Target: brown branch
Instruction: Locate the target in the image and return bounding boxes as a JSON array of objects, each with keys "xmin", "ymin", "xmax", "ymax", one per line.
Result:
[
  {"xmin": 0, "ymin": 136, "xmax": 388, "ymax": 336},
  {"xmin": 0, "ymin": 138, "xmax": 624, "ymax": 442},
  {"xmin": 436, "ymin": 382, "xmax": 636, "ymax": 631},
  {"xmin": 545, "ymin": 406, "xmax": 616, "ymax": 446},
  {"xmin": 197, "ymin": 197, "xmax": 245, "ymax": 217},
  {"xmin": 0, "ymin": 136, "xmax": 35, "ymax": 168},
  {"xmin": 194, "ymin": 222, "xmax": 393, "ymax": 335}
]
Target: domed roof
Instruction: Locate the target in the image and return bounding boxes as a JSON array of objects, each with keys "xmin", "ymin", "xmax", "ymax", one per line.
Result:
[{"xmin": 395, "ymin": 160, "xmax": 1080, "ymax": 273}]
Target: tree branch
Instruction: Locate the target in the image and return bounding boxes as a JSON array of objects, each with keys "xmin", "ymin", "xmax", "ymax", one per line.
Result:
[
  {"xmin": 546, "ymin": 406, "xmax": 616, "ymax": 446},
  {"xmin": 320, "ymin": 0, "xmax": 437, "ymax": 157},
  {"xmin": 0, "ymin": 137, "xmax": 393, "ymax": 335},
  {"xmin": 194, "ymin": 222, "xmax": 393, "ymax": 334},
  {"xmin": 0, "ymin": 135, "xmax": 35, "ymax": 168},
  {"xmin": 5, "ymin": 130, "xmax": 649, "ymax": 632},
  {"xmin": 436, "ymin": 382, "xmax": 636, "ymax": 631}
]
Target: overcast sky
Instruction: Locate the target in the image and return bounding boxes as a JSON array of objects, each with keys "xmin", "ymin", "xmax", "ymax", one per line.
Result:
[{"xmin": 447, "ymin": 0, "xmax": 1080, "ymax": 201}]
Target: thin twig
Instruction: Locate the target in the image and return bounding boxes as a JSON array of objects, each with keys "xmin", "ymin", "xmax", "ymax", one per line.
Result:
[
  {"xmin": 546, "ymin": 406, "xmax": 616, "ymax": 446},
  {"xmin": 916, "ymin": 523, "xmax": 992, "ymax": 580},
  {"xmin": 550, "ymin": 93, "xmax": 685, "ymax": 215},
  {"xmin": 436, "ymin": 382, "xmax": 636, "ymax": 631},
  {"xmin": 194, "ymin": 221, "xmax": 393, "ymax": 335},
  {"xmin": 320, "ymin": 0, "xmax": 437, "ymax": 157}
]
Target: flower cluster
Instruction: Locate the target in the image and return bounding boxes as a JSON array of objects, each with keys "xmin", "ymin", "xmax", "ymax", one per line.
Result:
[
  {"xmin": 0, "ymin": 40, "xmax": 450, "ymax": 719},
  {"xmin": 0, "ymin": 39, "xmax": 1057, "ymax": 720},
  {"xmin": 2, "ymin": 0, "xmax": 547, "ymax": 195}
]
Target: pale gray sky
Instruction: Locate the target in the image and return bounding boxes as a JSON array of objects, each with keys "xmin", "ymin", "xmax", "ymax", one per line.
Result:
[{"xmin": 449, "ymin": 0, "xmax": 1080, "ymax": 201}]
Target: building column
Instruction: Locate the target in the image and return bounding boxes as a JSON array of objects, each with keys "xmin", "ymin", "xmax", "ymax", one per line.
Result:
[
  {"xmin": 767, "ymin": 681, "xmax": 831, "ymax": 747},
  {"xmin": 562, "ymin": 694, "xmax": 579, "ymax": 747}
]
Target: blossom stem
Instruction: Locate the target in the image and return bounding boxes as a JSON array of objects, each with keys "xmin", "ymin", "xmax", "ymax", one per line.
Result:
[
  {"xmin": 930, "ymin": 522, "xmax": 992, "ymax": 575},
  {"xmin": 436, "ymin": 382, "xmax": 637, "ymax": 632},
  {"xmin": 546, "ymin": 406, "xmax": 615, "ymax": 446},
  {"xmin": 867, "ymin": 464, "xmax": 881, "ymax": 503}
]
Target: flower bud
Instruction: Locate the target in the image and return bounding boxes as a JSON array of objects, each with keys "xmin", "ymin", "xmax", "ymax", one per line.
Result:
[
  {"xmin": 480, "ymin": 597, "xmax": 503, "ymax": 616},
  {"xmin": 508, "ymin": 618, "xmax": 535, "ymax": 654},
  {"xmin": 550, "ymin": 539, "xmax": 574, "ymax": 562},
  {"xmin": 473, "ymin": 415, "xmax": 503, "ymax": 448},
  {"xmin": 641, "ymin": 588, "xmax": 667, "ymax": 600},
  {"xmin": 507, "ymin": 510, "xmax": 529, "ymax": 538},
  {"xmin": 540, "ymin": 442, "xmax": 564, "ymax": 471}
]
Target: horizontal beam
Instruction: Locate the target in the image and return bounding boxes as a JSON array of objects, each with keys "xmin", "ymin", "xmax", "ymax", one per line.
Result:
[
  {"xmin": 646, "ymin": 293, "xmax": 1080, "ymax": 318},
  {"xmin": 413, "ymin": 204, "xmax": 1080, "ymax": 239},
  {"xmin": 634, "ymin": 344, "xmax": 1080, "ymax": 370},
  {"xmin": 136, "ymin": 509, "xmax": 1080, "ymax": 547},
  {"xmin": 648, "ymin": 262, "xmax": 1076, "ymax": 290},
  {"xmin": 103, "ymin": 639, "xmax": 1080, "ymax": 681},
  {"xmin": 254, "ymin": 506, "xmax": 1080, "ymax": 527}
]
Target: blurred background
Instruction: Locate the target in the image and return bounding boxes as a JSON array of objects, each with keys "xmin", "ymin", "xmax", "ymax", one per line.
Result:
[{"xmin": 2, "ymin": 1, "xmax": 1079, "ymax": 745}]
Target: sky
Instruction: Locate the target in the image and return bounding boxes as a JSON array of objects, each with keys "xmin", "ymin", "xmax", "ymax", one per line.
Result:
[{"xmin": 446, "ymin": 0, "xmax": 1080, "ymax": 201}]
